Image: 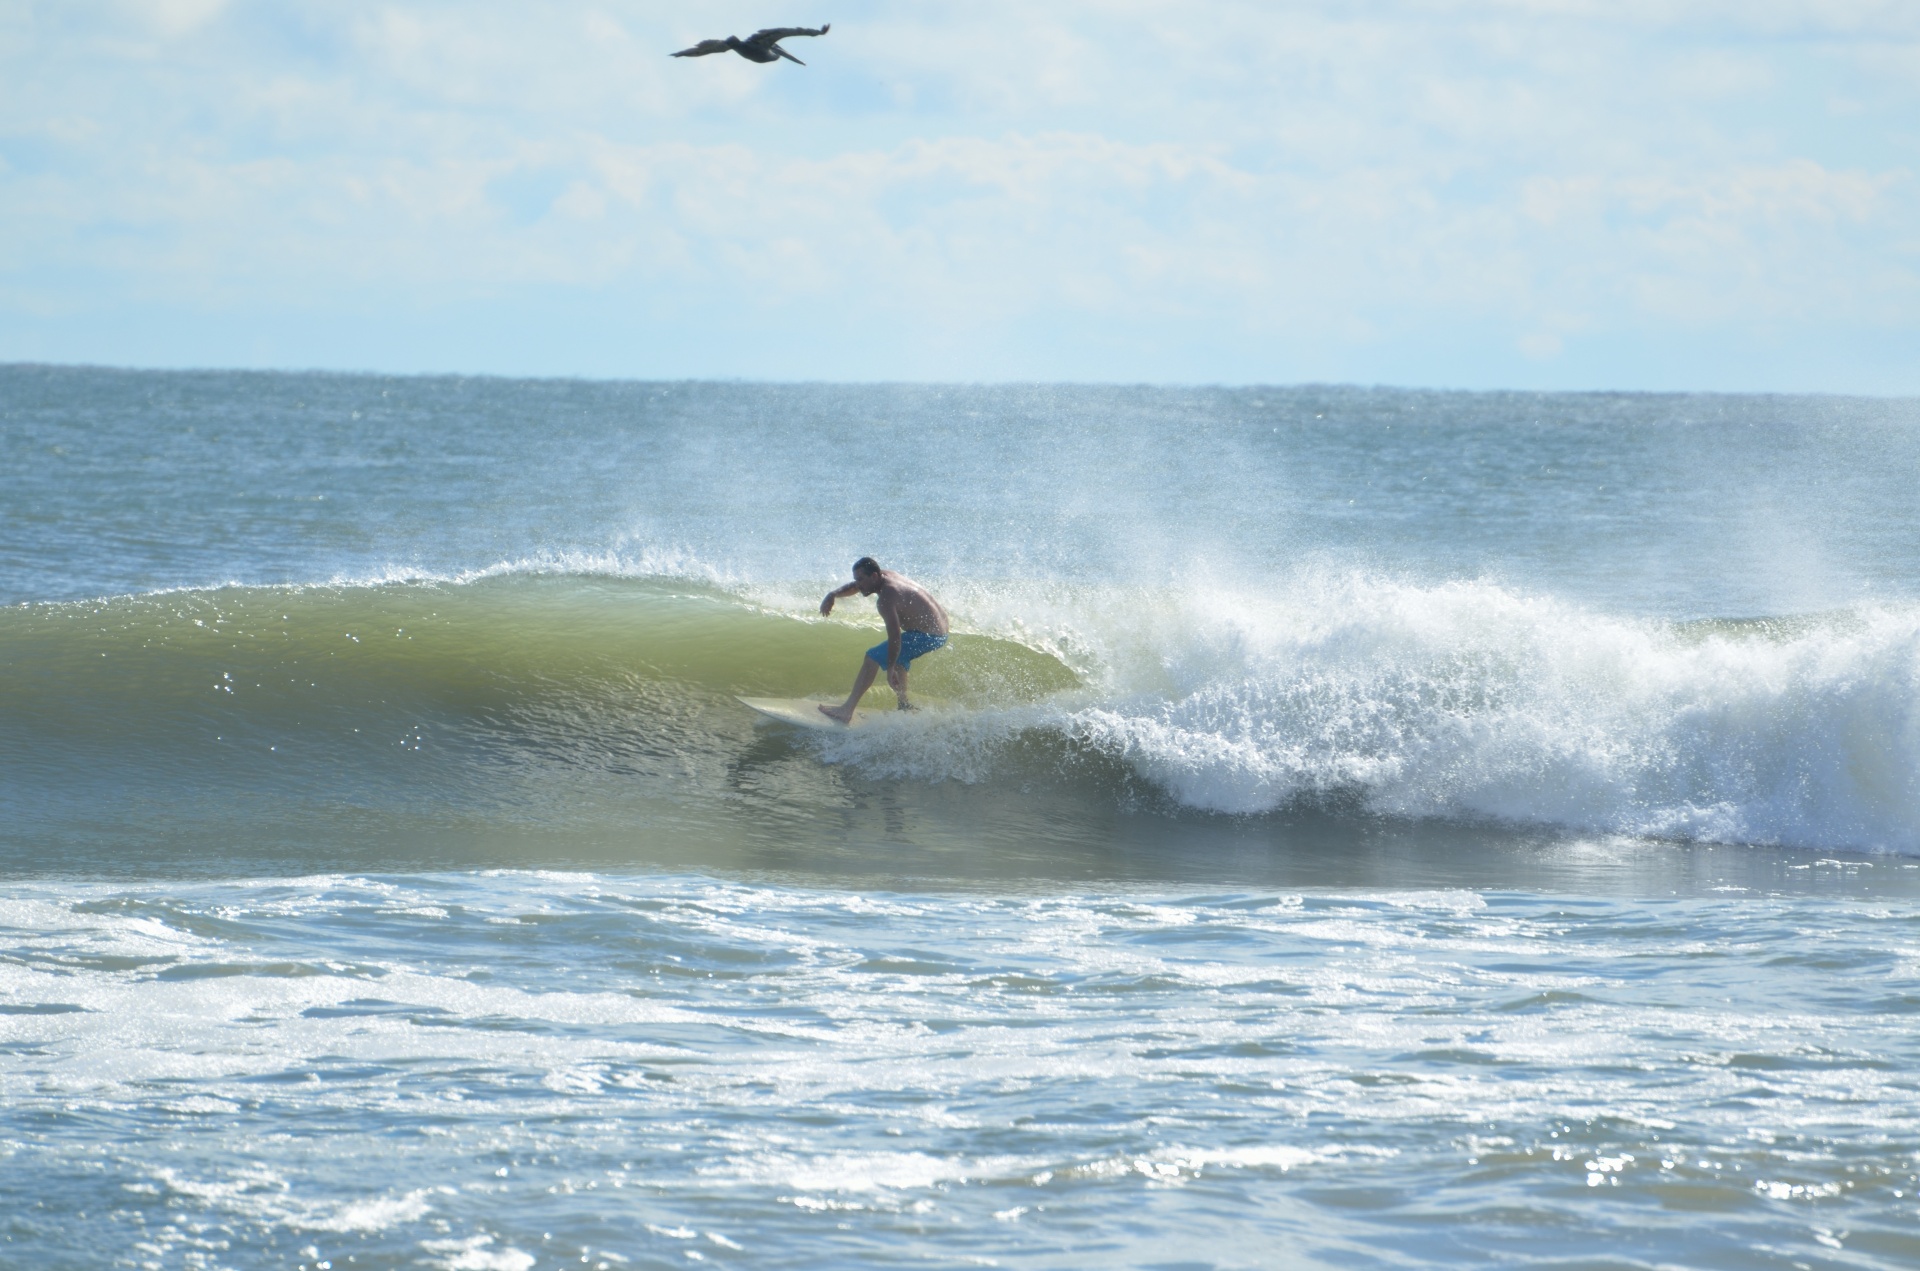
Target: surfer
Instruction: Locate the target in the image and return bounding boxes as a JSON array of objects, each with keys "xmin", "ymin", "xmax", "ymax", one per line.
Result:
[{"xmin": 818, "ymin": 558, "xmax": 949, "ymax": 723}]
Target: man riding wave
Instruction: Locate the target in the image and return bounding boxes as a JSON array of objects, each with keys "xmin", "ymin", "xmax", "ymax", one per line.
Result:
[{"xmin": 818, "ymin": 557, "xmax": 949, "ymax": 723}]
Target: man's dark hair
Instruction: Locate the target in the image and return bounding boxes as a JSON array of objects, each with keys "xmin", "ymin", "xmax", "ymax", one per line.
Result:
[{"xmin": 852, "ymin": 556, "xmax": 881, "ymax": 577}]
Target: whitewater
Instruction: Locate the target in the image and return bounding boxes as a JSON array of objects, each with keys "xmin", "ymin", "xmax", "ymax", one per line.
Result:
[{"xmin": 3, "ymin": 365, "xmax": 1919, "ymax": 1268}]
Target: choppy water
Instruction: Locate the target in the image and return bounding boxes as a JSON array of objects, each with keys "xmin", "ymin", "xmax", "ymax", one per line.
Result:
[{"xmin": 3, "ymin": 365, "xmax": 1920, "ymax": 1267}]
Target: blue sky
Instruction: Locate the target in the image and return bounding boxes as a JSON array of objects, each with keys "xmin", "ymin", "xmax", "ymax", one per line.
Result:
[{"xmin": 1, "ymin": 0, "xmax": 1916, "ymax": 389}]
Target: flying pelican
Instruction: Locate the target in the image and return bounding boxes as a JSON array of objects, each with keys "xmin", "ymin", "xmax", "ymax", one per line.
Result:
[{"xmin": 671, "ymin": 24, "xmax": 830, "ymax": 65}]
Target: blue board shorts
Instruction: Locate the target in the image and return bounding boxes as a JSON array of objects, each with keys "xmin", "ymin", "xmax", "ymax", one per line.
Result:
[{"xmin": 867, "ymin": 630, "xmax": 948, "ymax": 669}]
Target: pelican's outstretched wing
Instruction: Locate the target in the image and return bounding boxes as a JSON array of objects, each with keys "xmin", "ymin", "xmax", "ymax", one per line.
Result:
[
  {"xmin": 671, "ymin": 37, "xmax": 735, "ymax": 58},
  {"xmin": 746, "ymin": 25, "xmax": 830, "ymax": 46}
]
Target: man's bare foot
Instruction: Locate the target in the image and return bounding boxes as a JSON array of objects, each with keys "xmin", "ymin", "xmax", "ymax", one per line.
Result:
[{"xmin": 818, "ymin": 703, "xmax": 855, "ymax": 724}]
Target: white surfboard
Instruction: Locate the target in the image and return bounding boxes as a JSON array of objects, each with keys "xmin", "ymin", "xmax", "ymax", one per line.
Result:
[
  {"xmin": 736, "ymin": 696, "xmax": 938, "ymax": 730},
  {"xmin": 736, "ymin": 696, "xmax": 870, "ymax": 730}
]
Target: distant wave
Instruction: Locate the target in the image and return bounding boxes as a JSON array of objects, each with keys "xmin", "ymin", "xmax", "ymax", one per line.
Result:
[{"xmin": 5, "ymin": 569, "xmax": 1916, "ymax": 853}]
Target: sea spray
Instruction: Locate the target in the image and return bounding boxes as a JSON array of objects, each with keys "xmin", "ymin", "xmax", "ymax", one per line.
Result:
[{"xmin": 1019, "ymin": 575, "xmax": 1920, "ymax": 851}]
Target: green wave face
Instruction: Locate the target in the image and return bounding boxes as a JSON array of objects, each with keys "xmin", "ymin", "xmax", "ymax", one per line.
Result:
[{"xmin": 0, "ymin": 575, "xmax": 1082, "ymax": 872}]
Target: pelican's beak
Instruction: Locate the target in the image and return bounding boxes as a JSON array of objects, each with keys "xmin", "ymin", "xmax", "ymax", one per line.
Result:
[{"xmin": 775, "ymin": 45, "xmax": 805, "ymax": 65}]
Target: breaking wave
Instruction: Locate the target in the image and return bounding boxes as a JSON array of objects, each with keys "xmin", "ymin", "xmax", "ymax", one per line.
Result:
[{"xmin": 4, "ymin": 564, "xmax": 1916, "ymax": 854}]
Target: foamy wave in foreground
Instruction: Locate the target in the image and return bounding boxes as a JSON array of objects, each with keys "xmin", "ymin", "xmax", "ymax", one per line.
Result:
[{"xmin": 833, "ymin": 575, "xmax": 1920, "ymax": 853}]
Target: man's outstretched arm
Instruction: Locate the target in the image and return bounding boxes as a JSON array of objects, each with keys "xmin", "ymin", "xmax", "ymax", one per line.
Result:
[{"xmin": 819, "ymin": 580, "xmax": 862, "ymax": 616}]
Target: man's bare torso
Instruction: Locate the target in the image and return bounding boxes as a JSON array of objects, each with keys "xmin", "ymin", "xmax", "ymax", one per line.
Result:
[{"xmin": 874, "ymin": 570, "xmax": 949, "ymax": 636}]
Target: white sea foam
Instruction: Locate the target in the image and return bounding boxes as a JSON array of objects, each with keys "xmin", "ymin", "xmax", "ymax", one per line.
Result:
[
  {"xmin": 421, "ymin": 1235, "xmax": 537, "ymax": 1271},
  {"xmin": 6, "ymin": 868, "xmax": 1918, "ymax": 1266}
]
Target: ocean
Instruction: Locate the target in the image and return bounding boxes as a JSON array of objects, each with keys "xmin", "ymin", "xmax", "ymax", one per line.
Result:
[{"xmin": 3, "ymin": 364, "xmax": 1918, "ymax": 1268}]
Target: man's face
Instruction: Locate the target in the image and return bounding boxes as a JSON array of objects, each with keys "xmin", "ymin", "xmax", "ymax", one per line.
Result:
[{"xmin": 855, "ymin": 569, "xmax": 880, "ymax": 594}]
